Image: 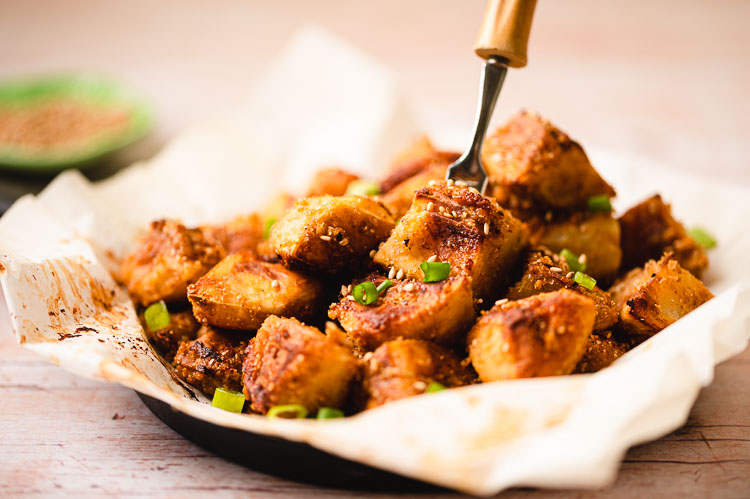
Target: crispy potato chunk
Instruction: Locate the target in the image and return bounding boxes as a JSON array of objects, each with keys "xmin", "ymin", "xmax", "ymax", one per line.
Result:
[
  {"xmin": 532, "ymin": 211, "xmax": 622, "ymax": 283},
  {"xmin": 573, "ymin": 333, "xmax": 629, "ymax": 374},
  {"xmin": 363, "ymin": 339, "xmax": 475, "ymax": 409},
  {"xmin": 142, "ymin": 309, "xmax": 200, "ymax": 361},
  {"xmin": 328, "ymin": 274, "xmax": 475, "ymax": 351},
  {"xmin": 468, "ymin": 289, "xmax": 595, "ymax": 381},
  {"xmin": 307, "ymin": 168, "xmax": 359, "ymax": 197},
  {"xmin": 243, "ymin": 316, "xmax": 360, "ymax": 414},
  {"xmin": 120, "ymin": 220, "xmax": 225, "ymax": 306},
  {"xmin": 187, "ymin": 251, "xmax": 323, "ymax": 330},
  {"xmin": 481, "ymin": 111, "xmax": 615, "ymax": 211},
  {"xmin": 374, "ymin": 182, "xmax": 528, "ymax": 301},
  {"xmin": 619, "ymin": 194, "xmax": 708, "ymax": 277},
  {"xmin": 506, "ymin": 251, "xmax": 618, "ymax": 331},
  {"xmin": 270, "ymin": 195, "xmax": 396, "ymax": 275},
  {"xmin": 609, "ymin": 253, "xmax": 713, "ymax": 341},
  {"xmin": 173, "ymin": 325, "xmax": 248, "ymax": 396},
  {"xmin": 201, "ymin": 214, "xmax": 264, "ymax": 255}
]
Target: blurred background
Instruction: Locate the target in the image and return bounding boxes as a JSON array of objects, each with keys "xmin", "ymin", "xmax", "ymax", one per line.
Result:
[{"xmin": 1, "ymin": 0, "xmax": 748, "ymax": 210}]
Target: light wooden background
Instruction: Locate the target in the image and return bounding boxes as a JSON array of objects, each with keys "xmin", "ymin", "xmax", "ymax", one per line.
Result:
[{"xmin": 1, "ymin": 0, "xmax": 749, "ymax": 497}]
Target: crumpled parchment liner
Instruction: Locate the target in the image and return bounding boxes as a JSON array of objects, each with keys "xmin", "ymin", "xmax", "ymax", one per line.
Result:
[{"xmin": 1, "ymin": 26, "xmax": 749, "ymax": 496}]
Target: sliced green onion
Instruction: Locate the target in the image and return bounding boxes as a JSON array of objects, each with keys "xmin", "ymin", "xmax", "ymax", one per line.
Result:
[
  {"xmin": 587, "ymin": 195, "xmax": 613, "ymax": 213},
  {"xmin": 560, "ymin": 248, "xmax": 587, "ymax": 273},
  {"xmin": 688, "ymin": 227, "xmax": 717, "ymax": 249},
  {"xmin": 353, "ymin": 281, "xmax": 379, "ymax": 305},
  {"xmin": 573, "ymin": 271, "xmax": 597, "ymax": 290},
  {"xmin": 425, "ymin": 381, "xmax": 446, "ymax": 393},
  {"xmin": 267, "ymin": 404, "xmax": 309, "ymax": 419},
  {"xmin": 144, "ymin": 300, "xmax": 170, "ymax": 331},
  {"xmin": 376, "ymin": 279, "xmax": 393, "ymax": 294},
  {"xmin": 316, "ymin": 407, "xmax": 344, "ymax": 420},
  {"xmin": 420, "ymin": 261, "xmax": 450, "ymax": 282},
  {"xmin": 345, "ymin": 180, "xmax": 381, "ymax": 197},
  {"xmin": 264, "ymin": 217, "xmax": 277, "ymax": 239},
  {"xmin": 211, "ymin": 387, "xmax": 245, "ymax": 413}
]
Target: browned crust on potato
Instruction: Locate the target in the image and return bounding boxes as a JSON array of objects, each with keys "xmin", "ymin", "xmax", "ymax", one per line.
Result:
[
  {"xmin": 363, "ymin": 339, "xmax": 475, "ymax": 409},
  {"xmin": 242, "ymin": 316, "xmax": 360, "ymax": 414},
  {"xmin": 573, "ymin": 333, "xmax": 629, "ymax": 374},
  {"xmin": 468, "ymin": 289, "xmax": 596, "ymax": 381},
  {"xmin": 142, "ymin": 309, "xmax": 200, "ymax": 361},
  {"xmin": 374, "ymin": 182, "xmax": 528, "ymax": 301},
  {"xmin": 481, "ymin": 111, "xmax": 616, "ymax": 211},
  {"xmin": 609, "ymin": 253, "xmax": 713, "ymax": 341},
  {"xmin": 328, "ymin": 274, "xmax": 475, "ymax": 351},
  {"xmin": 187, "ymin": 251, "xmax": 323, "ymax": 330},
  {"xmin": 200, "ymin": 214, "xmax": 264, "ymax": 255},
  {"xmin": 618, "ymin": 194, "xmax": 708, "ymax": 277},
  {"xmin": 270, "ymin": 195, "xmax": 396, "ymax": 275},
  {"xmin": 506, "ymin": 251, "xmax": 618, "ymax": 330},
  {"xmin": 173, "ymin": 325, "xmax": 249, "ymax": 396},
  {"xmin": 120, "ymin": 219, "xmax": 225, "ymax": 306}
]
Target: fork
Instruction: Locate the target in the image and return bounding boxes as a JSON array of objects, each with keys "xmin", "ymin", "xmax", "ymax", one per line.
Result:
[{"xmin": 446, "ymin": 0, "xmax": 538, "ymax": 193}]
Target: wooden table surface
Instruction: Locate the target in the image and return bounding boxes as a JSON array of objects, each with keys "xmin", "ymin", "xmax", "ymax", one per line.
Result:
[{"xmin": 1, "ymin": 0, "xmax": 749, "ymax": 497}]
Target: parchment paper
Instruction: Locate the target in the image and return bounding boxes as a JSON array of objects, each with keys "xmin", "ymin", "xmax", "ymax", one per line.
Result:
[{"xmin": 1, "ymin": 26, "xmax": 749, "ymax": 495}]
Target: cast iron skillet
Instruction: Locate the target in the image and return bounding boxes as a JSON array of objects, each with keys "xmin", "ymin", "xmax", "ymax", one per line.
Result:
[{"xmin": 137, "ymin": 393, "xmax": 445, "ymax": 492}]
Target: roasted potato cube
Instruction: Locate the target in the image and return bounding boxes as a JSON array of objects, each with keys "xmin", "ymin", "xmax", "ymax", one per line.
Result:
[
  {"xmin": 328, "ymin": 274, "xmax": 475, "ymax": 351},
  {"xmin": 506, "ymin": 251, "xmax": 618, "ymax": 330},
  {"xmin": 270, "ymin": 195, "xmax": 396, "ymax": 275},
  {"xmin": 619, "ymin": 194, "xmax": 708, "ymax": 277},
  {"xmin": 142, "ymin": 309, "xmax": 200, "ymax": 361},
  {"xmin": 243, "ymin": 316, "xmax": 360, "ymax": 414},
  {"xmin": 173, "ymin": 325, "xmax": 248, "ymax": 396},
  {"xmin": 481, "ymin": 111, "xmax": 616, "ymax": 211},
  {"xmin": 201, "ymin": 214, "xmax": 264, "ymax": 255},
  {"xmin": 533, "ymin": 211, "xmax": 622, "ymax": 283},
  {"xmin": 374, "ymin": 182, "xmax": 528, "ymax": 301},
  {"xmin": 187, "ymin": 251, "xmax": 323, "ymax": 330},
  {"xmin": 307, "ymin": 168, "xmax": 359, "ymax": 197},
  {"xmin": 468, "ymin": 289, "xmax": 595, "ymax": 381},
  {"xmin": 120, "ymin": 220, "xmax": 225, "ymax": 306},
  {"xmin": 609, "ymin": 253, "xmax": 713, "ymax": 341},
  {"xmin": 573, "ymin": 333, "xmax": 629, "ymax": 374},
  {"xmin": 378, "ymin": 161, "xmax": 448, "ymax": 218},
  {"xmin": 362, "ymin": 339, "xmax": 475, "ymax": 409}
]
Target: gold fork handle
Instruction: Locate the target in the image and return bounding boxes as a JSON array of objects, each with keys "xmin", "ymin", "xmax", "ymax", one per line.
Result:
[{"xmin": 474, "ymin": 0, "xmax": 538, "ymax": 68}]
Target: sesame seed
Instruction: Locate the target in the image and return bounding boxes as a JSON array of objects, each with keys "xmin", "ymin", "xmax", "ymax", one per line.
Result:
[
  {"xmin": 388, "ymin": 267, "xmax": 396, "ymax": 279},
  {"xmin": 566, "ymin": 272, "xmax": 575, "ymax": 279},
  {"xmin": 320, "ymin": 235, "xmax": 331, "ymax": 241},
  {"xmin": 469, "ymin": 187, "xmax": 479, "ymax": 194},
  {"xmin": 438, "ymin": 206, "xmax": 445, "ymax": 213},
  {"xmin": 339, "ymin": 238, "xmax": 349, "ymax": 246},
  {"xmin": 348, "ymin": 295, "xmax": 356, "ymax": 301},
  {"xmin": 427, "ymin": 255, "xmax": 437, "ymax": 262},
  {"xmin": 340, "ymin": 285, "xmax": 349, "ymax": 296},
  {"xmin": 495, "ymin": 298, "xmax": 508, "ymax": 306},
  {"xmin": 579, "ymin": 253, "xmax": 587, "ymax": 264},
  {"xmin": 363, "ymin": 352, "xmax": 373, "ymax": 361},
  {"xmin": 427, "ymin": 202, "xmax": 434, "ymax": 211},
  {"xmin": 369, "ymin": 249, "xmax": 376, "ymax": 258},
  {"xmin": 271, "ymin": 280, "xmax": 280, "ymax": 289},
  {"xmin": 452, "ymin": 210, "xmax": 458, "ymax": 218},
  {"xmin": 403, "ymin": 283, "xmax": 415, "ymax": 292},
  {"xmin": 446, "ymin": 179, "xmax": 454, "ymax": 186},
  {"xmin": 483, "ymin": 222, "xmax": 490, "ymax": 235},
  {"xmin": 348, "ymin": 284, "xmax": 353, "ymax": 292},
  {"xmin": 550, "ymin": 266, "xmax": 563, "ymax": 272},
  {"xmin": 413, "ymin": 381, "xmax": 427, "ymax": 390},
  {"xmin": 476, "ymin": 298, "xmax": 484, "ymax": 304},
  {"xmin": 396, "ymin": 269, "xmax": 404, "ymax": 280}
]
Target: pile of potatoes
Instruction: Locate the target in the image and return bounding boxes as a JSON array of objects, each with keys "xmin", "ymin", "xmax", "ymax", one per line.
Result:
[{"xmin": 119, "ymin": 111, "xmax": 713, "ymax": 416}]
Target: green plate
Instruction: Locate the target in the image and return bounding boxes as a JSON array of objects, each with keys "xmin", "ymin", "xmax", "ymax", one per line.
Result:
[{"xmin": 0, "ymin": 72, "xmax": 153, "ymax": 173}]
